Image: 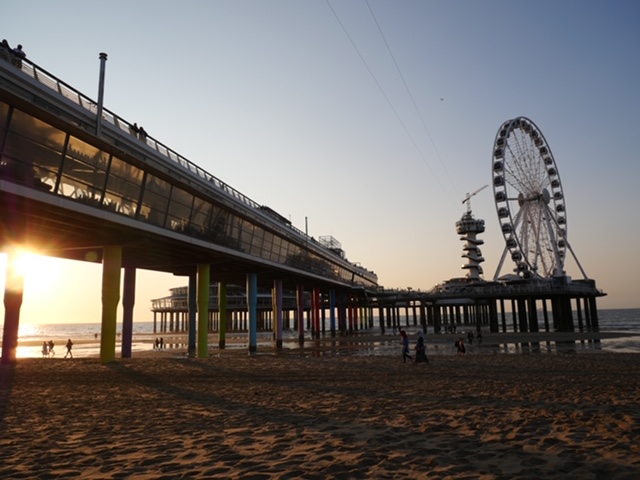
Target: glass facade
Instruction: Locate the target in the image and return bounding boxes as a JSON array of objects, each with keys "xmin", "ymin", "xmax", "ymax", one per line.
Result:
[{"xmin": 0, "ymin": 102, "xmax": 378, "ymax": 288}]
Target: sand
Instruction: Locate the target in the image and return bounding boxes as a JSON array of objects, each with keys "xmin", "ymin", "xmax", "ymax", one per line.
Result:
[{"xmin": 1, "ymin": 349, "xmax": 639, "ymax": 479}]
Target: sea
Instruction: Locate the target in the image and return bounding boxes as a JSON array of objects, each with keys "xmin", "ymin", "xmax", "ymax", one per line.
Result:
[{"xmin": 2, "ymin": 308, "xmax": 639, "ymax": 359}]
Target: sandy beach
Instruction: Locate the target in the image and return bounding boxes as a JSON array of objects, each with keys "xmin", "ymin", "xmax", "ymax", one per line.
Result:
[{"xmin": 1, "ymin": 348, "xmax": 639, "ymax": 479}]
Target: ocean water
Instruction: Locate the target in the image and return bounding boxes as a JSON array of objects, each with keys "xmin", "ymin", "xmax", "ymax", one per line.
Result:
[{"xmin": 2, "ymin": 308, "xmax": 639, "ymax": 359}]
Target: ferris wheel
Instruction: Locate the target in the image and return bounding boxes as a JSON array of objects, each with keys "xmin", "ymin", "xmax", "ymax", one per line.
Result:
[{"xmin": 491, "ymin": 116, "xmax": 584, "ymax": 280}]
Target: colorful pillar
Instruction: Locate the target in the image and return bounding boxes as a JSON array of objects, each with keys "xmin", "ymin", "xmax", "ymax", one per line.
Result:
[
  {"xmin": 218, "ymin": 282, "xmax": 227, "ymax": 349},
  {"xmin": 197, "ymin": 263, "xmax": 210, "ymax": 358},
  {"xmin": 100, "ymin": 245, "xmax": 122, "ymax": 364},
  {"xmin": 296, "ymin": 283, "xmax": 305, "ymax": 344},
  {"xmin": 273, "ymin": 279, "xmax": 283, "ymax": 349},
  {"xmin": 329, "ymin": 288, "xmax": 337, "ymax": 337},
  {"xmin": 121, "ymin": 266, "xmax": 136, "ymax": 358},
  {"xmin": 1, "ymin": 251, "xmax": 24, "ymax": 365},
  {"xmin": 312, "ymin": 287, "xmax": 321, "ymax": 339},
  {"xmin": 247, "ymin": 273, "xmax": 258, "ymax": 354},
  {"xmin": 188, "ymin": 271, "xmax": 197, "ymax": 356}
]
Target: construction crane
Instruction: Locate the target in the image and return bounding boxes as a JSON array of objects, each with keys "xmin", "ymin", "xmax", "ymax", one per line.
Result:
[{"xmin": 462, "ymin": 184, "xmax": 488, "ymax": 214}]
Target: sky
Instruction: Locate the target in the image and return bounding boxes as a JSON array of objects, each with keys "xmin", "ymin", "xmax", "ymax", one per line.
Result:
[{"xmin": 1, "ymin": 0, "xmax": 639, "ymax": 325}]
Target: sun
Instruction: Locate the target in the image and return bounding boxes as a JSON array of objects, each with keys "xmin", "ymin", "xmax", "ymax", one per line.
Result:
[{"xmin": 1, "ymin": 248, "xmax": 63, "ymax": 297}]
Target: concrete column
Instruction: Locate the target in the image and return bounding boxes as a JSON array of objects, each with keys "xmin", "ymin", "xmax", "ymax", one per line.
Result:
[
  {"xmin": 1, "ymin": 251, "xmax": 24, "ymax": 365},
  {"xmin": 296, "ymin": 284, "xmax": 305, "ymax": 344},
  {"xmin": 100, "ymin": 245, "xmax": 122, "ymax": 364},
  {"xmin": 188, "ymin": 271, "xmax": 197, "ymax": 356},
  {"xmin": 219, "ymin": 282, "xmax": 227, "ymax": 349},
  {"xmin": 197, "ymin": 264, "xmax": 210, "ymax": 358},
  {"xmin": 121, "ymin": 266, "xmax": 136, "ymax": 358},
  {"xmin": 247, "ymin": 273, "xmax": 258, "ymax": 354},
  {"xmin": 273, "ymin": 279, "xmax": 283, "ymax": 349}
]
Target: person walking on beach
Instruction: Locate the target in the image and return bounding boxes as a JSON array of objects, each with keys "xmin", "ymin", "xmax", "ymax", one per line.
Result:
[
  {"xmin": 455, "ymin": 337, "xmax": 466, "ymax": 355},
  {"xmin": 415, "ymin": 330, "xmax": 428, "ymax": 364},
  {"xmin": 400, "ymin": 329, "xmax": 412, "ymax": 363},
  {"xmin": 64, "ymin": 338, "xmax": 73, "ymax": 358},
  {"xmin": 48, "ymin": 340, "xmax": 55, "ymax": 356},
  {"xmin": 42, "ymin": 341, "xmax": 48, "ymax": 358}
]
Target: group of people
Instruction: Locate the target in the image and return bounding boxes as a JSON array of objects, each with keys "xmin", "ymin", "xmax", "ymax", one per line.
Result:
[
  {"xmin": 40, "ymin": 338, "xmax": 74, "ymax": 358},
  {"xmin": 399, "ymin": 329, "xmax": 429, "ymax": 364},
  {"xmin": 154, "ymin": 337, "xmax": 165, "ymax": 350},
  {"xmin": 41, "ymin": 340, "xmax": 56, "ymax": 357},
  {"xmin": 1, "ymin": 39, "xmax": 26, "ymax": 68},
  {"xmin": 400, "ymin": 328, "xmax": 486, "ymax": 360},
  {"xmin": 130, "ymin": 122, "xmax": 148, "ymax": 140}
]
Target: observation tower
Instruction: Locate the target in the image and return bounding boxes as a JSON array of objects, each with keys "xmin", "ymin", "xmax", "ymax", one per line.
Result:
[{"xmin": 456, "ymin": 185, "xmax": 487, "ymax": 281}]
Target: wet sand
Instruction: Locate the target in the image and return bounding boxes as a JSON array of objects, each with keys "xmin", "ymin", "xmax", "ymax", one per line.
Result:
[{"xmin": 1, "ymin": 348, "xmax": 639, "ymax": 479}]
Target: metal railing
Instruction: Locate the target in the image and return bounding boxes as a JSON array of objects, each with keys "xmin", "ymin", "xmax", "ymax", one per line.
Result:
[{"xmin": 0, "ymin": 47, "xmax": 266, "ymax": 218}]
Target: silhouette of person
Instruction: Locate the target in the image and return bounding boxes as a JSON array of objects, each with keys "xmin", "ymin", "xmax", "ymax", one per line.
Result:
[
  {"xmin": 42, "ymin": 341, "xmax": 48, "ymax": 358},
  {"xmin": 12, "ymin": 44, "xmax": 25, "ymax": 68},
  {"xmin": 400, "ymin": 330, "xmax": 412, "ymax": 363},
  {"xmin": 455, "ymin": 337, "xmax": 466, "ymax": 355},
  {"xmin": 48, "ymin": 340, "xmax": 55, "ymax": 356},
  {"xmin": 415, "ymin": 330, "xmax": 428, "ymax": 363},
  {"xmin": 64, "ymin": 338, "xmax": 74, "ymax": 358}
]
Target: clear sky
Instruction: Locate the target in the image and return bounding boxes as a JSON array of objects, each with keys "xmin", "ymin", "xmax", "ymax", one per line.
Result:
[{"xmin": 1, "ymin": 0, "xmax": 639, "ymax": 325}]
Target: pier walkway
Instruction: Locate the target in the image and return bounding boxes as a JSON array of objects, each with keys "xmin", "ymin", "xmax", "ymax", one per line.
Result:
[{"xmin": 0, "ymin": 48, "xmax": 377, "ymax": 363}]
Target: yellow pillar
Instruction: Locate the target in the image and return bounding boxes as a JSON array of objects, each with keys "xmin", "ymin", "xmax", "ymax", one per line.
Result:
[
  {"xmin": 100, "ymin": 245, "xmax": 122, "ymax": 364},
  {"xmin": 197, "ymin": 263, "xmax": 210, "ymax": 358}
]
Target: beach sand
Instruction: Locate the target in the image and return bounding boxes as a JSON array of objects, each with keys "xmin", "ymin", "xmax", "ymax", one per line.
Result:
[{"xmin": 1, "ymin": 349, "xmax": 639, "ymax": 479}]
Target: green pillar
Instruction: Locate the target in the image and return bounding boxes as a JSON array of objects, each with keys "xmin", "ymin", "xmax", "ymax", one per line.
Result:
[
  {"xmin": 100, "ymin": 245, "xmax": 122, "ymax": 364},
  {"xmin": 197, "ymin": 264, "xmax": 210, "ymax": 358}
]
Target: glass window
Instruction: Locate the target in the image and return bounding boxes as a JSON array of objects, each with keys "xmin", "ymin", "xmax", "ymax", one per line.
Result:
[
  {"xmin": 1, "ymin": 109, "xmax": 66, "ymax": 191},
  {"xmin": 190, "ymin": 196, "xmax": 212, "ymax": 238},
  {"xmin": 9, "ymin": 109, "xmax": 66, "ymax": 151},
  {"xmin": 58, "ymin": 136, "xmax": 109, "ymax": 203},
  {"xmin": 103, "ymin": 156, "xmax": 143, "ymax": 217},
  {"xmin": 166, "ymin": 186, "xmax": 194, "ymax": 233},
  {"xmin": 139, "ymin": 174, "xmax": 171, "ymax": 227}
]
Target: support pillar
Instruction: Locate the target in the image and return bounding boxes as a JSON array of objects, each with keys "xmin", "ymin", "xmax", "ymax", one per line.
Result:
[
  {"xmin": 100, "ymin": 245, "xmax": 122, "ymax": 364},
  {"xmin": 188, "ymin": 271, "xmax": 197, "ymax": 356},
  {"xmin": 1, "ymin": 251, "xmax": 24, "ymax": 365},
  {"xmin": 219, "ymin": 282, "xmax": 227, "ymax": 349},
  {"xmin": 329, "ymin": 289, "xmax": 337, "ymax": 337},
  {"xmin": 296, "ymin": 284, "xmax": 305, "ymax": 344},
  {"xmin": 121, "ymin": 266, "xmax": 135, "ymax": 358},
  {"xmin": 247, "ymin": 273, "xmax": 258, "ymax": 354},
  {"xmin": 197, "ymin": 264, "xmax": 210, "ymax": 358},
  {"xmin": 273, "ymin": 279, "xmax": 283, "ymax": 349}
]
